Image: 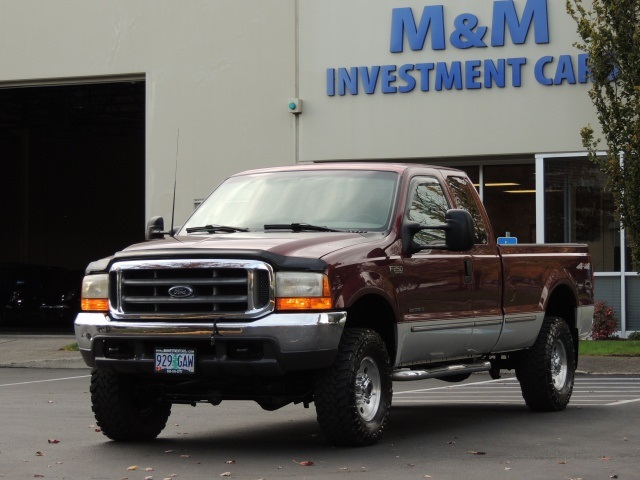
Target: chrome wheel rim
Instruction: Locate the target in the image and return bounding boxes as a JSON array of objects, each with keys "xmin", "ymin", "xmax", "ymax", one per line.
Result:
[
  {"xmin": 355, "ymin": 356, "xmax": 381, "ymax": 422},
  {"xmin": 551, "ymin": 339, "xmax": 568, "ymax": 390}
]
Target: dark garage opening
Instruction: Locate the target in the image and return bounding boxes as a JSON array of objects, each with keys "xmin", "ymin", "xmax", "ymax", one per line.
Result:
[{"xmin": 0, "ymin": 81, "xmax": 145, "ymax": 329}]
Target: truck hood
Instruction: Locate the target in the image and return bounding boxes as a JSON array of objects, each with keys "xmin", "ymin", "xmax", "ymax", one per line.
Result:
[{"xmin": 115, "ymin": 231, "xmax": 380, "ymax": 262}]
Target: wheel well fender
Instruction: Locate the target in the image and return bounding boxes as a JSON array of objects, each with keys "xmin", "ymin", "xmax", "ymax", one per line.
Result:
[
  {"xmin": 545, "ymin": 283, "xmax": 579, "ymax": 364},
  {"xmin": 345, "ymin": 294, "xmax": 397, "ymax": 362}
]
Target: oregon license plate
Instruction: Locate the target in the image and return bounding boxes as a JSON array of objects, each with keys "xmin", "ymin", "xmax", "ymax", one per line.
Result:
[{"xmin": 155, "ymin": 348, "xmax": 195, "ymax": 374}]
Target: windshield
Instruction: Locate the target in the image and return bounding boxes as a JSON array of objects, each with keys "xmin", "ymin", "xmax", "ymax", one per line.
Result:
[{"xmin": 179, "ymin": 169, "xmax": 399, "ymax": 234}]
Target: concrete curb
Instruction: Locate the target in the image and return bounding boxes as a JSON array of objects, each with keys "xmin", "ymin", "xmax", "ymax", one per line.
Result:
[{"xmin": 0, "ymin": 334, "xmax": 87, "ymax": 369}]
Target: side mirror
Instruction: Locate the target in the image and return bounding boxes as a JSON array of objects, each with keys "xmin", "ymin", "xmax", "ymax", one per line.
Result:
[
  {"xmin": 402, "ymin": 209, "xmax": 474, "ymax": 255},
  {"xmin": 146, "ymin": 216, "xmax": 165, "ymax": 240}
]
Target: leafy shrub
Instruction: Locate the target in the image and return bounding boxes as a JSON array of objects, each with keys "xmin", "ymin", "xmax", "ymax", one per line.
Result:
[
  {"xmin": 628, "ymin": 331, "xmax": 640, "ymax": 341},
  {"xmin": 591, "ymin": 300, "xmax": 618, "ymax": 340}
]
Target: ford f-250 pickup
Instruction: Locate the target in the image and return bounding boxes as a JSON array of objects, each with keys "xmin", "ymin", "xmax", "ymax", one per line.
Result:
[{"xmin": 75, "ymin": 162, "xmax": 594, "ymax": 446}]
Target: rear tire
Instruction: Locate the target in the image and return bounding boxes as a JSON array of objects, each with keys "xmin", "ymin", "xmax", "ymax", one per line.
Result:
[
  {"xmin": 314, "ymin": 328, "xmax": 392, "ymax": 446},
  {"xmin": 90, "ymin": 370, "xmax": 171, "ymax": 441},
  {"xmin": 516, "ymin": 316, "xmax": 576, "ymax": 411}
]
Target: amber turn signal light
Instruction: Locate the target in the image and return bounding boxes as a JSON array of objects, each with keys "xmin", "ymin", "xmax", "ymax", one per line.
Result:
[{"xmin": 81, "ymin": 298, "xmax": 109, "ymax": 312}]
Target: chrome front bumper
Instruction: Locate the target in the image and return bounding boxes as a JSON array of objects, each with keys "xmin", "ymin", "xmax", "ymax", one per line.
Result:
[{"xmin": 74, "ymin": 311, "xmax": 347, "ymax": 373}]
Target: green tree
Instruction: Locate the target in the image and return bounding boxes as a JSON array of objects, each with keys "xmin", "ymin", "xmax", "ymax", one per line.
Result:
[{"xmin": 566, "ymin": 0, "xmax": 640, "ymax": 271}]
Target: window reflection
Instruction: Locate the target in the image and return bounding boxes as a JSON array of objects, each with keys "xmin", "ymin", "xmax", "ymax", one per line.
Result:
[
  {"xmin": 483, "ymin": 164, "xmax": 536, "ymax": 243},
  {"xmin": 446, "ymin": 176, "xmax": 488, "ymax": 244},
  {"xmin": 407, "ymin": 177, "xmax": 448, "ymax": 246},
  {"xmin": 544, "ymin": 158, "xmax": 623, "ymax": 272}
]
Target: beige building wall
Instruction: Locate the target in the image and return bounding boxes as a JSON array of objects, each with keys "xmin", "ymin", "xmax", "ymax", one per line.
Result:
[
  {"xmin": 298, "ymin": 0, "xmax": 599, "ymax": 161},
  {"xmin": 0, "ymin": 0, "xmax": 297, "ymax": 225},
  {"xmin": 0, "ymin": 0, "xmax": 599, "ymax": 223}
]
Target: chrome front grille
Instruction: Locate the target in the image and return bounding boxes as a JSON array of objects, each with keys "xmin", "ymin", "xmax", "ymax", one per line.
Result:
[{"xmin": 109, "ymin": 259, "xmax": 274, "ymax": 320}]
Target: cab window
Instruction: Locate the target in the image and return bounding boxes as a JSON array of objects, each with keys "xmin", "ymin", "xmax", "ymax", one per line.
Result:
[
  {"xmin": 406, "ymin": 177, "xmax": 449, "ymax": 247},
  {"xmin": 446, "ymin": 175, "xmax": 488, "ymax": 244}
]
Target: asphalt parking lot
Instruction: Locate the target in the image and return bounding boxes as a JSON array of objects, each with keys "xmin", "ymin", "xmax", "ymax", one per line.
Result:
[{"xmin": 1, "ymin": 368, "xmax": 639, "ymax": 480}]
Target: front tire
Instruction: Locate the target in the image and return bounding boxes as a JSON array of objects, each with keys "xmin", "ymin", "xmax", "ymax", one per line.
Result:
[
  {"xmin": 314, "ymin": 328, "xmax": 392, "ymax": 446},
  {"xmin": 90, "ymin": 370, "xmax": 171, "ymax": 441},
  {"xmin": 516, "ymin": 316, "xmax": 576, "ymax": 411}
]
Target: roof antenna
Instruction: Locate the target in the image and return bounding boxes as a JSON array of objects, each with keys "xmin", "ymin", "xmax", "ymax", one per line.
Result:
[{"xmin": 169, "ymin": 129, "xmax": 179, "ymax": 237}]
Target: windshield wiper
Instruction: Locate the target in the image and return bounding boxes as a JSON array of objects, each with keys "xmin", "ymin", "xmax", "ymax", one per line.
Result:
[
  {"xmin": 264, "ymin": 223, "xmax": 340, "ymax": 232},
  {"xmin": 185, "ymin": 224, "xmax": 249, "ymax": 234}
]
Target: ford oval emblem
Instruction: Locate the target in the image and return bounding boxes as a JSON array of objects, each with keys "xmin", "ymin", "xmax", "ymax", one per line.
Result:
[{"xmin": 168, "ymin": 285, "xmax": 194, "ymax": 298}]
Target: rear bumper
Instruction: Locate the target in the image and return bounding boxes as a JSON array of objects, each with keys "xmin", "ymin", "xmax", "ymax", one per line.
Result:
[{"xmin": 74, "ymin": 311, "xmax": 346, "ymax": 375}]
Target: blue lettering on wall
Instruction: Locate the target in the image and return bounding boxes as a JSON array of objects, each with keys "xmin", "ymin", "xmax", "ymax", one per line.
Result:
[
  {"xmin": 484, "ymin": 59, "xmax": 506, "ymax": 88},
  {"xmin": 465, "ymin": 60, "xmax": 483, "ymax": 89},
  {"xmin": 507, "ymin": 57, "xmax": 526, "ymax": 87},
  {"xmin": 360, "ymin": 66, "xmax": 380, "ymax": 94},
  {"xmin": 390, "ymin": 5, "xmax": 445, "ymax": 53},
  {"xmin": 534, "ymin": 54, "xmax": 592, "ymax": 86},
  {"xmin": 554, "ymin": 55, "xmax": 576, "ymax": 84},
  {"xmin": 577, "ymin": 53, "xmax": 590, "ymax": 83},
  {"xmin": 326, "ymin": 0, "xmax": 591, "ymax": 96},
  {"xmin": 450, "ymin": 14, "xmax": 488, "ymax": 49},
  {"xmin": 391, "ymin": 0, "xmax": 548, "ymax": 52},
  {"xmin": 492, "ymin": 0, "xmax": 549, "ymax": 46},
  {"xmin": 436, "ymin": 62, "xmax": 463, "ymax": 90},
  {"xmin": 327, "ymin": 68, "xmax": 335, "ymax": 96},
  {"xmin": 398, "ymin": 64, "xmax": 417, "ymax": 92},
  {"xmin": 535, "ymin": 56, "xmax": 553, "ymax": 85},
  {"xmin": 381, "ymin": 65, "xmax": 398, "ymax": 93},
  {"xmin": 338, "ymin": 67, "xmax": 358, "ymax": 95},
  {"xmin": 416, "ymin": 63, "xmax": 435, "ymax": 91}
]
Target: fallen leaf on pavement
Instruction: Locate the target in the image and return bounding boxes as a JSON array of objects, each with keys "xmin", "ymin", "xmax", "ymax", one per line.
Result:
[
  {"xmin": 220, "ymin": 472, "xmax": 232, "ymax": 477},
  {"xmin": 225, "ymin": 460, "xmax": 236, "ymax": 464},
  {"xmin": 294, "ymin": 460, "xmax": 314, "ymax": 466},
  {"xmin": 48, "ymin": 439, "xmax": 60, "ymax": 444},
  {"xmin": 127, "ymin": 465, "xmax": 139, "ymax": 470},
  {"xmin": 35, "ymin": 452, "xmax": 44, "ymax": 457},
  {"xmin": 466, "ymin": 451, "xmax": 486, "ymax": 455}
]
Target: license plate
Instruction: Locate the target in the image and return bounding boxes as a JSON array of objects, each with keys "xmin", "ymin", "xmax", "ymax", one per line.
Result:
[{"xmin": 155, "ymin": 348, "xmax": 195, "ymax": 374}]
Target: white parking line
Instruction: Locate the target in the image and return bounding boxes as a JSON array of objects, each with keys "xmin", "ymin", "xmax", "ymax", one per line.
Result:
[
  {"xmin": 608, "ymin": 398, "xmax": 640, "ymax": 406},
  {"xmin": 0, "ymin": 374, "xmax": 90, "ymax": 387},
  {"xmin": 393, "ymin": 376, "xmax": 640, "ymax": 407}
]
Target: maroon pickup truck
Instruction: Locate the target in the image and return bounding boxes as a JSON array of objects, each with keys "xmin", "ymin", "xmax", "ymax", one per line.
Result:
[{"xmin": 75, "ymin": 162, "xmax": 594, "ymax": 446}]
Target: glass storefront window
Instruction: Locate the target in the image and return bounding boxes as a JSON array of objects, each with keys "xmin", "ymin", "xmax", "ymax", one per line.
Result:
[
  {"xmin": 483, "ymin": 164, "xmax": 536, "ymax": 243},
  {"xmin": 544, "ymin": 157, "xmax": 622, "ymax": 272}
]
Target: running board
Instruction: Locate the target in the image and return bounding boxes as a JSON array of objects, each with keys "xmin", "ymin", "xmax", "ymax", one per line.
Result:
[{"xmin": 392, "ymin": 361, "xmax": 492, "ymax": 381}]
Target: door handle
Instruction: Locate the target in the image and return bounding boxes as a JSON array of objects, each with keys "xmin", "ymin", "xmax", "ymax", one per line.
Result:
[{"xmin": 464, "ymin": 259, "xmax": 473, "ymax": 284}]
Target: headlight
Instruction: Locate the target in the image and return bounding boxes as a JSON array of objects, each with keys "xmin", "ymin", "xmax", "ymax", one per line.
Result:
[
  {"xmin": 80, "ymin": 274, "xmax": 109, "ymax": 312},
  {"xmin": 275, "ymin": 272, "xmax": 333, "ymax": 310}
]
